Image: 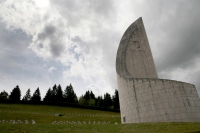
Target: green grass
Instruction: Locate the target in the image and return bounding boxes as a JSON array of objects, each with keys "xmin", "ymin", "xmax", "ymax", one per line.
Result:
[{"xmin": 0, "ymin": 104, "xmax": 200, "ymax": 133}]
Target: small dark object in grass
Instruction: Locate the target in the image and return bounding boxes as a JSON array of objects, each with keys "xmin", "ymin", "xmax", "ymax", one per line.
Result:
[
  {"xmin": 59, "ymin": 114, "xmax": 64, "ymax": 116},
  {"xmin": 54, "ymin": 114, "xmax": 64, "ymax": 117}
]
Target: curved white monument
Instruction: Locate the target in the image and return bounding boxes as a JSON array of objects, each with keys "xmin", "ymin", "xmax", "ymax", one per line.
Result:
[{"xmin": 116, "ymin": 17, "xmax": 200, "ymax": 123}]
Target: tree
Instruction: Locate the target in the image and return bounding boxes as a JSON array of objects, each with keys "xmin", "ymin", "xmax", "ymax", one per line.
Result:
[
  {"xmin": 0, "ymin": 90, "xmax": 9, "ymax": 100},
  {"xmin": 88, "ymin": 99, "xmax": 95, "ymax": 106},
  {"xmin": 56, "ymin": 84, "xmax": 63, "ymax": 102},
  {"xmin": 9, "ymin": 85, "xmax": 21, "ymax": 100},
  {"xmin": 89, "ymin": 91, "xmax": 96, "ymax": 106},
  {"xmin": 22, "ymin": 88, "xmax": 31, "ymax": 101},
  {"xmin": 99, "ymin": 96, "xmax": 104, "ymax": 107},
  {"xmin": 103, "ymin": 93, "xmax": 112, "ymax": 108},
  {"xmin": 79, "ymin": 91, "xmax": 96, "ymax": 106},
  {"xmin": 51, "ymin": 84, "xmax": 57, "ymax": 101},
  {"xmin": 63, "ymin": 83, "xmax": 78, "ymax": 104},
  {"xmin": 95, "ymin": 96, "xmax": 103, "ymax": 107},
  {"xmin": 31, "ymin": 87, "xmax": 41, "ymax": 101},
  {"xmin": 78, "ymin": 95, "xmax": 86, "ymax": 105},
  {"xmin": 112, "ymin": 89, "xmax": 120, "ymax": 109},
  {"xmin": 43, "ymin": 88, "xmax": 53, "ymax": 102},
  {"xmin": 83, "ymin": 90, "xmax": 90, "ymax": 101},
  {"xmin": 81, "ymin": 90, "xmax": 90, "ymax": 105},
  {"xmin": 90, "ymin": 91, "xmax": 95, "ymax": 99}
]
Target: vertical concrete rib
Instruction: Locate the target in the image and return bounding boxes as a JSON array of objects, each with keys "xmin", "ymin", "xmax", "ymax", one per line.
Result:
[
  {"xmin": 181, "ymin": 83, "xmax": 192, "ymax": 121},
  {"xmin": 133, "ymin": 79, "xmax": 141, "ymax": 122},
  {"xmin": 149, "ymin": 80, "xmax": 159, "ymax": 122}
]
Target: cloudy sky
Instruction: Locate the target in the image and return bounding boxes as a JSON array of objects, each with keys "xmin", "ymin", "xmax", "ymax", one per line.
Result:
[{"xmin": 0, "ymin": 0, "xmax": 200, "ymax": 98}]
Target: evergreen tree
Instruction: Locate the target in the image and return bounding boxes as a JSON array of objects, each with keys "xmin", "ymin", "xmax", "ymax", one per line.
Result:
[
  {"xmin": 81, "ymin": 90, "xmax": 91, "ymax": 105},
  {"xmin": 63, "ymin": 83, "xmax": 78, "ymax": 104},
  {"xmin": 83, "ymin": 90, "xmax": 90, "ymax": 101},
  {"xmin": 103, "ymin": 93, "xmax": 112, "ymax": 108},
  {"xmin": 95, "ymin": 97, "xmax": 98, "ymax": 106},
  {"xmin": 96, "ymin": 96, "xmax": 103, "ymax": 107},
  {"xmin": 90, "ymin": 91, "xmax": 95, "ymax": 99},
  {"xmin": 43, "ymin": 88, "xmax": 53, "ymax": 102},
  {"xmin": 22, "ymin": 88, "xmax": 31, "ymax": 101},
  {"xmin": 0, "ymin": 90, "xmax": 9, "ymax": 100},
  {"xmin": 56, "ymin": 84, "xmax": 63, "ymax": 102},
  {"xmin": 31, "ymin": 87, "xmax": 41, "ymax": 101},
  {"xmin": 112, "ymin": 89, "xmax": 120, "ymax": 109},
  {"xmin": 88, "ymin": 91, "xmax": 95, "ymax": 106},
  {"xmin": 9, "ymin": 85, "xmax": 21, "ymax": 100},
  {"xmin": 99, "ymin": 96, "xmax": 104, "ymax": 107},
  {"xmin": 52, "ymin": 84, "xmax": 57, "ymax": 101}
]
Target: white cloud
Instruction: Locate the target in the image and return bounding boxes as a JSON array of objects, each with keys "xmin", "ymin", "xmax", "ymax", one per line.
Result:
[
  {"xmin": 0, "ymin": 0, "xmax": 200, "ymax": 97},
  {"xmin": 0, "ymin": 0, "xmax": 118, "ymax": 95},
  {"xmin": 48, "ymin": 67, "xmax": 57, "ymax": 73}
]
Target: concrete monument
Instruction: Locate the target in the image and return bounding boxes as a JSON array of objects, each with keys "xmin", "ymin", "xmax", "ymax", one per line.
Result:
[{"xmin": 116, "ymin": 17, "xmax": 200, "ymax": 123}]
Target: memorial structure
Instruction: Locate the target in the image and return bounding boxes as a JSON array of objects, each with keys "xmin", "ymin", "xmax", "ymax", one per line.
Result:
[{"xmin": 116, "ymin": 17, "xmax": 200, "ymax": 123}]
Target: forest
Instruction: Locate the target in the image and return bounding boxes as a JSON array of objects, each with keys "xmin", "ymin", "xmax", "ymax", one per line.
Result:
[{"xmin": 0, "ymin": 84, "xmax": 120, "ymax": 110}]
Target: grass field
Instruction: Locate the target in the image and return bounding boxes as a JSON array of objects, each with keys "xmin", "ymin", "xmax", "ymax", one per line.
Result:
[{"xmin": 0, "ymin": 104, "xmax": 200, "ymax": 133}]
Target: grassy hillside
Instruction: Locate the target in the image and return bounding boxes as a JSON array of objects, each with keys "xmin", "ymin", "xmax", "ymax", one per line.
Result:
[{"xmin": 0, "ymin": 104, "xmax": 200, "ymax": 133}]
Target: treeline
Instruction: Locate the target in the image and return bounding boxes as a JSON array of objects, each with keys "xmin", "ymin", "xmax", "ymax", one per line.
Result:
[{"xmin": 0, "ymin": 84, "xmax": 120, "ymax": 110}]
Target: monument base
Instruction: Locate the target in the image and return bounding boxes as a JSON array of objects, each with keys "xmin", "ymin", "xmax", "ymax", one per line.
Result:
[{"xmin": 117, "ymin": 75, "xmax": 200, "ymax": 123}]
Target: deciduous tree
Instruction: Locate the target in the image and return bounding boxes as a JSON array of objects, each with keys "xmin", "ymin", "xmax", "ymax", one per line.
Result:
[{"xmin": 0, "ymin": 90, "xmax": 9, "ymax": 100}]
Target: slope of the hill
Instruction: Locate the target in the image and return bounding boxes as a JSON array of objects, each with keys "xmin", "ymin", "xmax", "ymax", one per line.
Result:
[{"xmin": 0, "ymin": 104, "xmax": 200, "ymax": 133}]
